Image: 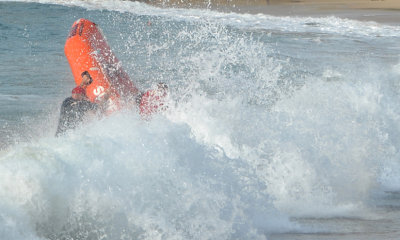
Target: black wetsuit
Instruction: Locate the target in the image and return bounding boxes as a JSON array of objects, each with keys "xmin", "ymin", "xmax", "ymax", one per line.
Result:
[{"xmin": 56, "ymin": 97, "xmax": 98, "ymax": 136}]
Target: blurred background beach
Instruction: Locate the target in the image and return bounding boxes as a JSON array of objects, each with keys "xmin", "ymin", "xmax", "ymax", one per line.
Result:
[{"xmin": 148, "ymin": 0, "xmax": 400, "ymax": 24}]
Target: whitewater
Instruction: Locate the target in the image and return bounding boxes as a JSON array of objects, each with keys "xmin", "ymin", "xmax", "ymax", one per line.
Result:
[{"xmin": 1, "ymin": 1, "xmax": 400, "ymax": 239}]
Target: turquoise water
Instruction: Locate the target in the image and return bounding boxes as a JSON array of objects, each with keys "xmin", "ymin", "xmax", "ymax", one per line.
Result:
[{"xmin": 1, "ymin": 1, "xmax": 400, "ymax": 239}]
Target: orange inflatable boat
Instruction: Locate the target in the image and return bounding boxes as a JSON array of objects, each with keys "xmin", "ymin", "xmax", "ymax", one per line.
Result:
[{"xmin": 65, "ymin": 18, "xmax": 139, "ymax": 111}]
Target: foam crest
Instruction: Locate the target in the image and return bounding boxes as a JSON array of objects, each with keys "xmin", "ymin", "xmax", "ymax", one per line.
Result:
[
  {"xmin": 0, "ymin": 111, "xmax": 294, "ymax": 239},
  {"xmin": 166, "ymin": 54, "xmax": 400, "ymax": 219}
]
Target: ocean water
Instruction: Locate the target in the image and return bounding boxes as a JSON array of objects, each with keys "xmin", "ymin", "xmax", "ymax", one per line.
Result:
[{"xmin": 1, "ymin": 1, "xmax": 400, "ymax": 239}]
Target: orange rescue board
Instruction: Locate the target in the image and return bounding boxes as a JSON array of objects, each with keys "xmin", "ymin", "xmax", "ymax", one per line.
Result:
[{"xmin": 64, "ymin": 19, "xmax": 139, "ymax": 110}]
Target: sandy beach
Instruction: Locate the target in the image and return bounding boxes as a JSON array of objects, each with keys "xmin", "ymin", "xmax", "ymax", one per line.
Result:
[{"xmin": 149, "ymin": 0, "xmax": 400, "ymax": 25}]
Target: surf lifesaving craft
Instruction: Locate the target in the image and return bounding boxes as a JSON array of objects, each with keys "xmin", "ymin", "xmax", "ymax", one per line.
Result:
[{"xmin": 65, "ymin": 18, "xmax": 139, "ymax": 111}]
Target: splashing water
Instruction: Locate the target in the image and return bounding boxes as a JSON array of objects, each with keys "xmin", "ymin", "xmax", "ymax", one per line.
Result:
[{"xmin": 1, "ymin": 1, "xmax": 400, "ymax": 239}]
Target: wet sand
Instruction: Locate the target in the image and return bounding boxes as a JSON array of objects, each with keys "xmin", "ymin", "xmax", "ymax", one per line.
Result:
[
  {"xmin": 148, "ymin": 0, "xmax": 400, "ymax": 25},
  {"xmin": 225, "ymin": 0, "xmax": 400, "ymax": 25}
]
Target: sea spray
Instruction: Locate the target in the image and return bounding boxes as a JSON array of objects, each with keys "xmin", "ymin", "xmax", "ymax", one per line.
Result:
[
  {"xmin": 0, "ymin": 111, "xmax": 293, "ymax": 239},
  {"xmin": 2, "ymin": 1, "xmax": 400, "ymax": 239}
]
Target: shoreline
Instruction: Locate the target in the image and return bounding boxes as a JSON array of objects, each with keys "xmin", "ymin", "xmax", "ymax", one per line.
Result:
[{"xmin": 147, "ymin": 0, "xmax": 400, "ymax": 25}]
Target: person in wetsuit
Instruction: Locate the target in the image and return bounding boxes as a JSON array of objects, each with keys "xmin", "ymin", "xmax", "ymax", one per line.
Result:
[{"xmin": 55, "ymin": 85, "xmax": 98, "ymax": 136}]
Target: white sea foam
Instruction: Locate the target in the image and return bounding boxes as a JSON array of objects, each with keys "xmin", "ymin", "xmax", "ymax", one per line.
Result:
[
  {"xmin": 0, "ymin": 110, "xmax": 295, "ymax": 239},
  {"xmin": 2, "ymin": 1, "xmax": 400, "ymax": 239}
]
